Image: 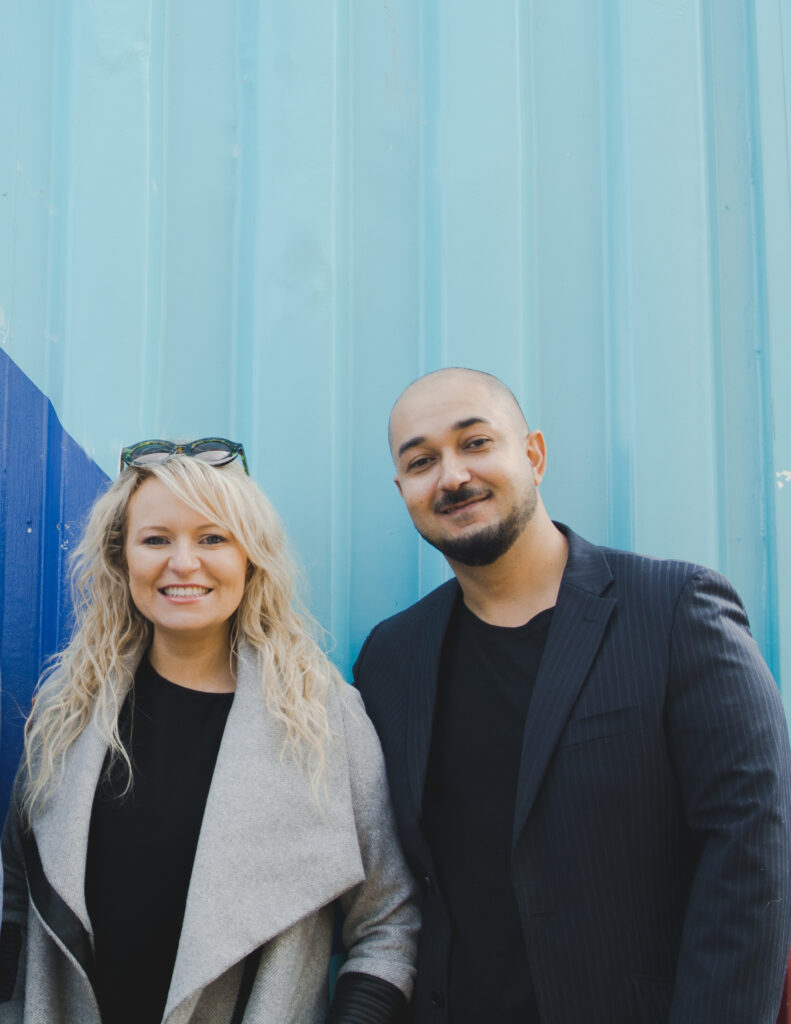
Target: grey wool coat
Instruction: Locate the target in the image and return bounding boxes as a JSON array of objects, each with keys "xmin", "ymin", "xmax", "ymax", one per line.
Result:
[{"xmin": 0, "ymin": 642, "xmax": 419, "ymax": 1023}]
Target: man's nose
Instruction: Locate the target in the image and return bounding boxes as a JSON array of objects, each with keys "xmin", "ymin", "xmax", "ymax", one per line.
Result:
[{"xmin": 437, "ymin": 455, "xmax": 471, "ymax": 491}]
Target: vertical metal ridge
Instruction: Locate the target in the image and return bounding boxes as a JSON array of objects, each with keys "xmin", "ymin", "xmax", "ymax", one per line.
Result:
[
  {"xmin": 416, "ymin": 0, "xmax": 444, "ymax": 597},
  {"xmin": 744, "ymin": 0, "xmax": 779, "ymax": 678},
  {"xmin": 516, "ymin": 0, "xmax": 540, "ymax": 424},
  {"xmin": 418, "ymin": 0, "xmax": 444, "ymax": 374},
  {"xmin": 40, "ymin": 404, "xmax": 67, "ymax": 666},
  {"xmin": 598, "ymin": 0, "xmax": 635, "ymax": 551},
  {"xmin": 696, "ymin": 0, "xmax": 728, "ymax": 576},
  {"xmin": 329, "ymin": 0, "xmax": 353, "ymax": 667},
  {"xmin": 780, "ymin": 0, "xmax": 791, "ymax": 213},
  {"xmin": 43, "ymin": 2, "xmax": 75, "ymax": 416},
  {"xmin": 142, "ymin": 0, "xmax": 166, "ymax": 434},
  {"xmin": 231, "ymin": 0, "xmax": 259, "ymax": 449}
]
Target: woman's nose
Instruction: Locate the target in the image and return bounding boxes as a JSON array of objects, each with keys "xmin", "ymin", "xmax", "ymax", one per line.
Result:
[{"xmin": 168, "ymin": 543, "xmax": 201, "ymax": 573}]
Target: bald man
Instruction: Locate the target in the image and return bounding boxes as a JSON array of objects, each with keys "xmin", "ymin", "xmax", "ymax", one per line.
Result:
[{"xmin": 353, "ymin": 368, "xmax": 791, "ymax": 1024}]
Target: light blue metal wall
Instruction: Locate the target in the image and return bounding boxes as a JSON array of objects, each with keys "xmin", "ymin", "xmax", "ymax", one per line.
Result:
[{"xmin": 2, "ymin": 1, "xmax": 791, "ymax": 798}]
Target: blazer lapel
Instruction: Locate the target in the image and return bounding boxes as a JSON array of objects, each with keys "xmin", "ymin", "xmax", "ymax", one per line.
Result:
[
  {"xmin": 165, "ymin": 642, "xmax": 366, "ymax": 1017},
  {"xmin": 512, "ymin": 529, "xmax": 616, "ymax": 844},
  {"xmin": 405, "ymin": 581, "xmax": 459, "ymax": 818}
]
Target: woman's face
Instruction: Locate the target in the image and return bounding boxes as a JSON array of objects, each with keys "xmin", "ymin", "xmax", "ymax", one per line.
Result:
[{"xmin": 124, "ymin": 477, "xmax": 248, "ymax": 648}]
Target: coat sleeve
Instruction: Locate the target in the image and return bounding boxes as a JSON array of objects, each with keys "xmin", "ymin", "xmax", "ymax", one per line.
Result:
[
  {"xmin": 333, "ymin": 684, "xmax": 420, "ymax": 1002},
  {"xmin": 666, "ymin": 568, "xmax": 791, "ymax": 1022},
  {"xmin": 0, "ymin": 778, "xmax": 29, "ymax": 1017}
]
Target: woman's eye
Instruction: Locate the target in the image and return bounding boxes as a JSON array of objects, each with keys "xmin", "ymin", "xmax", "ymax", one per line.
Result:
[
  {"xmin": 142, "ymin": 535, "xmax": 168, "ymax": 546},
  {"xmin": 202, "ymin": 534, "xmax": 227, "ymax": 545}
]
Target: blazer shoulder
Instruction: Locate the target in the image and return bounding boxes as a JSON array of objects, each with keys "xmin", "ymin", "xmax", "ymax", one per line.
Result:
[
  {"xmin": 356, "ymin": 579, "xmax": 457, "ymax": 651},
  {"xmin": 353, "ymin": 579, "xmax": 458, "ymax": 694},
  {"xmin": 598, "ymin": 543, "xmax": 718, "ymax": 593},
  {"xmin": 593, "ymin": 543, "xmax": 753, "ymax": 638}
]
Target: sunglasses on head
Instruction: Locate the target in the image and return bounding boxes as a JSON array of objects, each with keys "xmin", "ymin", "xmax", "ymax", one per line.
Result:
[{"xmin": 119, "ymin": 437, "xmax": 249, "ymax": 475}]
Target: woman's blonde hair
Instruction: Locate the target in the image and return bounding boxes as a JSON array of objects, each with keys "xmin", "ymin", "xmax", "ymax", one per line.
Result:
[{"xmin": 22, "ymin": 456, "xmax": 344, "ymax": 822}]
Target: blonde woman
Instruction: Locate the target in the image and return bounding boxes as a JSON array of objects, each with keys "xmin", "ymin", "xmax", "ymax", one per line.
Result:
[{"xmin": 0, "ymin": 438, "xmax": 418, "ymax": 1024}]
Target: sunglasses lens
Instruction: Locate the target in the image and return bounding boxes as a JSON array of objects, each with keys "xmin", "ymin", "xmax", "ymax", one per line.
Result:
[
  {"xmin": 126, "ymin": 445, "xmax": 173, "ymax": 467},
  {"xmin": 190, "ymin": 441, "xmax": 235, "ymax": 465}
]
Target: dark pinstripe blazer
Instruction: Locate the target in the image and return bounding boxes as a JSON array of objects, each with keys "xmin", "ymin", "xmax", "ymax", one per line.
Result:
[{"xmin": 353, "ymin": 525, "xmax": 791, "ymax": 1023}]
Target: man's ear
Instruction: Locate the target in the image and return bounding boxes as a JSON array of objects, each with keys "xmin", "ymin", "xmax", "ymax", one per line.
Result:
[
  {"xmin": 526, "ymin": 430, "xmax": 547, "ymax": 485},
  {"xmin": 394, "ymin": 475, "xmax": 403, "ymax": 497}
]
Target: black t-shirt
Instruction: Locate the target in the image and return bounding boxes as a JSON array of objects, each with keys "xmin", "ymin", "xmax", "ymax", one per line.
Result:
[
  {"xmin": 85, "ymin": 657, "xmax": 234, "ymax": 1024},
  {"xmin": 422, "ymin": 599, "xmax": 553, "ymax": 1024}
]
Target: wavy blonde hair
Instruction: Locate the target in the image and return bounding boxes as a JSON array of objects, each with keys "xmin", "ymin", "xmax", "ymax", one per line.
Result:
[{"xmin": 23, "ymin": 456, "xmax": 344, "ymax": 822}]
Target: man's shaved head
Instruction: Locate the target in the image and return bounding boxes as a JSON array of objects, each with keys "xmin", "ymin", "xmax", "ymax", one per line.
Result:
[{"xmin": 388, "ymin": 367, "xmax": 529, "ymax": 455}]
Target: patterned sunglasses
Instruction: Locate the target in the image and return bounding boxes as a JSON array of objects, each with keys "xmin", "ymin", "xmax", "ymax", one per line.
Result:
[{"xmin": 119, "ymin": 437, "xmax": 249, "ymax": 475}]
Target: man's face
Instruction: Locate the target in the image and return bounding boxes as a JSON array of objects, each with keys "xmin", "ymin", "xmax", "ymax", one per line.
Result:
[{"xmin": 390, "ymin": 375, "xmax": 543, "ymax": 567}]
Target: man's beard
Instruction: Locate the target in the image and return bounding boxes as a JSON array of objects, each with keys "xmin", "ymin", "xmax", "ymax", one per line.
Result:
[{"xmin": 418, "ymin": 486, "xmax": 536, "ymax": 567}]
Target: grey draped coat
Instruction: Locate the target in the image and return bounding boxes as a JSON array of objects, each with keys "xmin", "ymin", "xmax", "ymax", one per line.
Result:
[{"xmin": 1, "ymin": 642, "xmax": 419, "ymax": 1023}]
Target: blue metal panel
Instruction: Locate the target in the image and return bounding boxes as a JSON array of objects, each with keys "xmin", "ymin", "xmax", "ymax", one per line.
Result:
[
  {"xmin": 0, "ymin": 350, "xmax": 109, "ymax": 815},
  {"xmin": 2, "ymin": 0, "xmax": 791, "ymax": 816}
]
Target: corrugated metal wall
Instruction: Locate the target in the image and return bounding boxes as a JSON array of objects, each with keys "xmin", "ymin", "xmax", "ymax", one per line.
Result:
[{"xmin": 2, "ymin": 0, "xmax": 791, "ymax": 808}]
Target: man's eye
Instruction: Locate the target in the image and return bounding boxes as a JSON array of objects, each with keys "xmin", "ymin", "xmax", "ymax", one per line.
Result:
[
  {"xmin": 466, "ymin": 437, "xmax": 490, "ymax": 449},
  {"xmin": 407, "ymin": 456, "xmax": 432, "ymax": 471}
]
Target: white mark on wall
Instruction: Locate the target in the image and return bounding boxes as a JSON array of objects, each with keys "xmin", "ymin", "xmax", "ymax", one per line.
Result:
[
  {"xmin": 0, "ymin": 307, "xmax": 9, "ymax": 346},
  {"xmin": 777, "ymin": 470, "xmax": 791, "ymax": 489}
]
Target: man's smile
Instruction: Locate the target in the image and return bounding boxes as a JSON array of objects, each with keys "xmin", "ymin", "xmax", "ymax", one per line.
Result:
[{"xmin": 434, "ymin": 488, "xmax": 491, "ymax": 515}]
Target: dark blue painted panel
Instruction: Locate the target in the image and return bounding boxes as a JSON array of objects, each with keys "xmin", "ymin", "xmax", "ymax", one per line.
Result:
[{"xmin": 0, "ymin": 350, "xmax": 109, "ymax": 818}]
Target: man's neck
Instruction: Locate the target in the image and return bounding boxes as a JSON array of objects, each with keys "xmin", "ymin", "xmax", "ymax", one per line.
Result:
[{"xmin": 450, "ymin": 510, "xmax": 568, "ymax": 627}]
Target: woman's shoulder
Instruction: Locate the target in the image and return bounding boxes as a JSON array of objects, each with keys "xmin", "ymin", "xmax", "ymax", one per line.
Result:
[{"xmin": 325, "ymin": 676, "xmax": 388, "ymax": 776}]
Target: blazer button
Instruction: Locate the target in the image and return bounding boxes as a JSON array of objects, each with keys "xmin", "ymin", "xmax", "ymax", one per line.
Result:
[
  {"xmin": 430, "ymin": 990, "xmax": 445, "ymax": 1008},
  {"xmin": 423, "ymin": 874, "xmax": 434, "ymax": 892}
]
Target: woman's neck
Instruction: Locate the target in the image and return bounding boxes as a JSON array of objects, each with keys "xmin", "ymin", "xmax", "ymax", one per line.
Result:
[{"xmin": 148, "ymin": 628, "xmax": 237, "ymax": 693}]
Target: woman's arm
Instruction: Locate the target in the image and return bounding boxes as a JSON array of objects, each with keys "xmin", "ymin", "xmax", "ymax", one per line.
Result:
[{"xmin": 332, "ymin": 685, "xmax": 420, "ymax": 1022}]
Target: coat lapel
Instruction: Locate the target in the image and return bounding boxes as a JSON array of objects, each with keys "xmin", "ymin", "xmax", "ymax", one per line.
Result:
[
  {"xmin": 165, "ymin": 642, "xmax": 366, "ymax": 1017},
  {"xmin": 512, "ymin": 528, "xmax": 616, "ymax": 844},
  {"xmin": 32, "ymin": 657, "xmax": 137, "ymax": 955},
  {"xmin": 405, "ymin": 581, "xmax": 459, "ymax": 818}
]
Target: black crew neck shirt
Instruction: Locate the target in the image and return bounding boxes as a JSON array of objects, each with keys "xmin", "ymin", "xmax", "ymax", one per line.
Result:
[
  {"xmin": 422, "ymin": 599, "xmax": 554, "ymax": 1024},
  {"xmin": 85, "ymin": 657, "xmax": 234, "ymax": 1024}
]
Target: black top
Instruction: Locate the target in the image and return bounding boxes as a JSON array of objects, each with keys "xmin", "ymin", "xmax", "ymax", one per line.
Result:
[
  {"xmin": 422, "ymin": 600, "xmax": 553, "ymax": 1024},
  {"xmin": 85, "ymin": 657, "xmax": 234, "ymax": 1024}
]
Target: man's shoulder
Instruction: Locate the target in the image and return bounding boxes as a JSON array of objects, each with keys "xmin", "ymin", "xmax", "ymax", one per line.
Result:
[
  {"xmin": 366, "ymin": 577, "xmax": 458, "ymax": 639},
  {"xmin": 561, "ymin": 525, "xmax": 742, "ymax": 621},
  {"xmin": 568, "ymin": 526, "xmax": 717, "ymax": 590},
  {"xmin": 353, "ymin": 578, "xmax": 458, "ymax": 682}
]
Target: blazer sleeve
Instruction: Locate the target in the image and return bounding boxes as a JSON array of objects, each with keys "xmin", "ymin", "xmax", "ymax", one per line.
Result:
[
  {"xmin": 0, "ymin": 779, "xmax": 29, "ymax": 1017},
  {"xmin": 333, "ymin": 684, "xmax": 420, "ymax": 1001},
  {"xmin": 666, "ymin": 567, "xmax": 791, "ymax": 1022}
]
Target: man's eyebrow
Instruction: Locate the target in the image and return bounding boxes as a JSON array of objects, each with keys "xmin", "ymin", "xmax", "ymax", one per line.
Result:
[
  {"xmin": 453, "ymin": 416, "xmax": 490, "ymax": 431},
  {"xmin": 397, "ymin": 435, "xmax": 426, "ymax": 459},
  {"xmin": 397, "ymin": 417, "xmax": 491, "ymax": 459}
]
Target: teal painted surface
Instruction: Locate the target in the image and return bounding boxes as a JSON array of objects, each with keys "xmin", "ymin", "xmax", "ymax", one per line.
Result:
[{"xmin": 1, "ymin": 1, "xmax": 790, "ymax": 706}]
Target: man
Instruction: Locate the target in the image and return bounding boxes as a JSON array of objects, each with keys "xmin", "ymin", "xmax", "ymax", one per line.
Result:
[{"xmin": 353, "ymin": 367, "xmax": 791, "ymax": 1023}]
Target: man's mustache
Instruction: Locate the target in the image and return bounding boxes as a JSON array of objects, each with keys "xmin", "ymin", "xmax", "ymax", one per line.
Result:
[{"xmin": 433, "ymin": 487, "xmax": 490, "ymax": 514}]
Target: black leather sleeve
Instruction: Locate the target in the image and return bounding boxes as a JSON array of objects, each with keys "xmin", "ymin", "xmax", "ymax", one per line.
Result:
[{"xmin": 327, "ymin": 971, "xmax": 408, "ymax": 1024}]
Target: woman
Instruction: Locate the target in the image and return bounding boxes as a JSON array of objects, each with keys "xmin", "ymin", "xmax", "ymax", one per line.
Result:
[{"xmin": 0, "ymin": 438, "xmax": 418, "ymax": 1024}]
